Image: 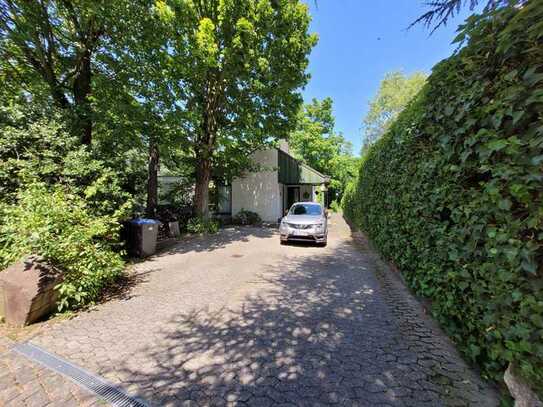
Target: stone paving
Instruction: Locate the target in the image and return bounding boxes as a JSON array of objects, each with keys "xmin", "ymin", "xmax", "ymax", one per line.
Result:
[
  {"xmin": 0, "ymin": 336, "xmax": 101, "ymax": 406},
  {"xmin": 1, "ymin": 214, "xmax": 499, "ymax": 406}
]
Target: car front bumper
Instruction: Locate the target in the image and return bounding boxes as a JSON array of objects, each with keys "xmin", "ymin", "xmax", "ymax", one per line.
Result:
[{"xmin": 280, "ymin": 232, "xmax": 327, "ymax": 243}]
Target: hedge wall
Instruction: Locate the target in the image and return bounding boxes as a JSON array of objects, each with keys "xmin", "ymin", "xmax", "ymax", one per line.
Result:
[{"xmin": 343, "ymin": 1, "xmax": 543, "ymax": 391}]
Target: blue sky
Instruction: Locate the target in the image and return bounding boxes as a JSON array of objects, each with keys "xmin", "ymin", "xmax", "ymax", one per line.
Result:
[{"xmin": 302, "ymin": 0, "xmax": 479, "ymax": 155}]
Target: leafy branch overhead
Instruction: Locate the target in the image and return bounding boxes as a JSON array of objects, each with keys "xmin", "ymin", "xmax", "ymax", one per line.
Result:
[{"xmin": 412, "ymin": 0, "xmax": 522, "ymax": 32}]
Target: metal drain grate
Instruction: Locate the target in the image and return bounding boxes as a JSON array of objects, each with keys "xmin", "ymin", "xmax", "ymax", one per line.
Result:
[{"xmin": 13, "ymin": 342, "xmax": 148, "ymax": 407}]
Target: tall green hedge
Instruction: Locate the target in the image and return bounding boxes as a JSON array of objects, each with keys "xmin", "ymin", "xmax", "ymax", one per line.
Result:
[{"xmin": 344, "ymin": 1, "xmax": 543, "ymax": 391}]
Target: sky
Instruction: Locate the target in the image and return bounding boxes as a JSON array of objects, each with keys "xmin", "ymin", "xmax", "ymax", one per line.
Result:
[{"xmin": 302, "ymin": 0, "xmax": 480, "ymax": 155}]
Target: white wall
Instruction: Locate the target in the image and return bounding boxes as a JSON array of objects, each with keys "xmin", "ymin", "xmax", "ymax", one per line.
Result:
[{"xmin": 232, "ymin": 149, "xmax": 283, "ymax": 222}]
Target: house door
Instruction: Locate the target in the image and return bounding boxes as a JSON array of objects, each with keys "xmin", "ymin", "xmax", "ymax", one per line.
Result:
[{"xmin": 287, "ymin": 187, "xmax": 300, "ymax": 210}]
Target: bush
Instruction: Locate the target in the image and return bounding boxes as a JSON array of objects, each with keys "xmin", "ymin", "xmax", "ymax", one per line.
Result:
[
  {"xmin": 343, "ymin": 3, "xmax": 543, "ymax": 392},
  {"xmin": 232, "ymin": 209, "xmax": 262, "ymax": 226},
  {"xmin": 329, "ymin": 200, "xmax": 340, "ymax": 213},
  {"xmin": 0, "ymin": 108, "xmax": 134, "ymax": 311},
  {"xmin": 187, "ymin": 216, "xmax": 220, "ymax": 234},
  {"xmin": 0, "ymin": 104, "xmax": 133, "ymax": 216},
  {"xmin": 0, "ymin": 183, "xmax": 127, "ymax": 311}
]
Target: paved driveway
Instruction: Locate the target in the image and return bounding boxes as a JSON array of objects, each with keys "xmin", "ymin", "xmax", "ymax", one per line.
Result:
[{"xmin": 20, "ymin": 214, "xmax": 498, "ymax": 406}]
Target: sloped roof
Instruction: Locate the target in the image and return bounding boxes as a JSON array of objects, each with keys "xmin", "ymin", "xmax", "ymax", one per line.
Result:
[{"xmin": 277, "ymin": 149, "xmax": 330, "ymax": 185}]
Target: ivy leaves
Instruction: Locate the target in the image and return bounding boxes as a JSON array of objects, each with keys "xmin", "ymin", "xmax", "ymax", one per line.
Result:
[{"xmin": 343, "ymin": 0, "xmax": 543, "ymax": 394}]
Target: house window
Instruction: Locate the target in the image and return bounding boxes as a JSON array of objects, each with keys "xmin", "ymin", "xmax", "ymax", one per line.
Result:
[{"xmin": 217, "ymin": 184, "xmax": 232, "ymax": 214}]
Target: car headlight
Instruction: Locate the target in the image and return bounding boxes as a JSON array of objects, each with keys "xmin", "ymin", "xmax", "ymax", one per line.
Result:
[{"xmin": 314, "ymin": 223, "xmax": 324, "ymax": 231}]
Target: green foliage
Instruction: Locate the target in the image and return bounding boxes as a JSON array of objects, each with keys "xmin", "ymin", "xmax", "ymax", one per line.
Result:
[
  {"xmin": 0, "ymin": 183, "xmax": 126, "ymax": 311},
  {"xmin": 329, "ymin": 200, "xmax": 341, "ymax": 213},
  {"xmin": 340, "ymin": 181, "xmax": 359, "ymax": 222},
  {"xmin": 289, "ymin": 97, "xmax": 359, "ymax": 203},
  {"xmin": 159, "ymin": 179, "xmax": 194, "ymax": 210},
  {"xmin": 0, "ymin": 0, "xmax": 163, "ymax": 213},
  {"xmin": 0, "ymin": 105, "xmax": 133, "ymax": 311},
  {"xmin": 0, "ymin": 0, "xmax": 134, "ymax": 143},
  {"xmin": 344, "ymin": 1, "xmax": 543, "ymax": 392},
  {"xmin": 0, "ymin": 103, "xmax": 134, "ymax": 217},
  {"xmin": 362, "ymin": 71, "xmax": 427, "ymax": 151},
  {"xmin": 232, "ymin": 209, "xmax": 262, "ymax": 226},
  {"xmin": 145, "ymin": 0, "xmax": 317, "ymax": 216},
  {"xmin": 187, "ymin": 217, "xmax": 220, "ymax": 234}
]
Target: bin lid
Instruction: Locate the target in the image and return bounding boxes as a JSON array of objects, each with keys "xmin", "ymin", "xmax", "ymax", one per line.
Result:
[{"xmin": 131, "ymin": 218, "xmax": 160, "ymax": 225}]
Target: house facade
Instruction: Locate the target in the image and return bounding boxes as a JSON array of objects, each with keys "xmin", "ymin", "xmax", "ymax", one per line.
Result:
[
  {"xmin": 218, "ymin": 142, "xmax": 330, "ymax": 222},
  {"xmin": 158, "ymin": 142, "xmax": 330, "ymax": 223}
]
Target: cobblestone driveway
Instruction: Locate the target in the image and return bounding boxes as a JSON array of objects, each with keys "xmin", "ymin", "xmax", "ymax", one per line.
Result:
[
  {"xmin": 9, "ymin": 214, "xmax": 499, "ymax": 406},
  {"xmin": 0, "ymin": 336, "xmax": 100, "ymax": 406}
]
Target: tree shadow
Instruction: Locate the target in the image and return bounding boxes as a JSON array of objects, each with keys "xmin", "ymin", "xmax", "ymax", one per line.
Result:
[
  {"xmin": 97, "ymin": 268, "xmax": 158, "ymax": 304},
  {"xmin": 156, "ymin": 226, "xmax": 277, "ymax": 256},
  {"xmin": 101, "ymin": 241, "xmax": 496, "ymax": 406}
]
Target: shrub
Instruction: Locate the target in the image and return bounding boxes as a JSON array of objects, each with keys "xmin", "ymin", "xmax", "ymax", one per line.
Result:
[
  {"xmin": 0, "ymin": 107, "xmax": 134, "ymax": 311},
  {"xmin": 187, "ymin": 216, "xmax": 220, "ymax": 234},
  {"xmin": 0, "ymin": 104, "xmax": 134, "ymax": 216},
  {"xmin": 329, "ymin": 200, "xmax": 341, "ymax": 213},
  {"xmin": 343, "ymin": 2, "xmax": 543, "ymax": 392},
  {"xmin": 0, "ymin": 183, "xmax": 127, "ymax": 311},
  {"xmin": 232, "ymin": 209, "xmax": 262, "ymax": 226}
]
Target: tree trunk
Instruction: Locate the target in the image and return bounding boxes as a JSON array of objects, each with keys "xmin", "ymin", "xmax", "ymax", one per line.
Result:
[
  {"xmin": 194, "ymin": 157, "xmax": 212, "ymax": 219},
  {"xmin": 146, "ymin": 141, "xmax": 159, "ymax": 218},
  {"xmin": 194, "ymin": 74, "xmax": 222, "ymax": 218},
  {"xmin": 73, "ymin": 49, "xmax": 93, "ymax": 145}
]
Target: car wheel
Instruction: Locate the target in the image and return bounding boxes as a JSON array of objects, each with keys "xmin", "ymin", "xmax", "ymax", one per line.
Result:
[{"xmin": 280, "ymin": 240, "xmax": 288, "ymax": 245}]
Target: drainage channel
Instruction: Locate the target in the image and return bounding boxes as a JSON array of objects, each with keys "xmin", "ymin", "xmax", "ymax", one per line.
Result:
[{"xmin": 13, "ymin": 342, "xmax": 149, "ymax": 407}]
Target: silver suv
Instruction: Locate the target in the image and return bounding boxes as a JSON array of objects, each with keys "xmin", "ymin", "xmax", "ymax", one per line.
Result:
[{"xmin": 279, "ymin": 202, "xmax": 328, "ymax": 246}]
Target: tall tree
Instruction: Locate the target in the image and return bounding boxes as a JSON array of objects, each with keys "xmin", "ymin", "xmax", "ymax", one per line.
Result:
[
  {"xmin": 157, "ymin": 0, "xmax": 317, "ymax": 217},
  {"xmin": 0, "ymin": 0, "xmax": 121, "ymax": 144},
  {"xmin": 361, "ymin": 71, "xmax": 426, "ymax": 151},
  {"xmin": 289, "ymin": 97, "xmax": 358, "ymax": 203}
]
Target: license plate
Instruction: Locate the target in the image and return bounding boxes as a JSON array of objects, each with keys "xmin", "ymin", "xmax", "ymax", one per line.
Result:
[{"xmin": 292, "ymin": 230, "xmax": 308, "ymax": 236}]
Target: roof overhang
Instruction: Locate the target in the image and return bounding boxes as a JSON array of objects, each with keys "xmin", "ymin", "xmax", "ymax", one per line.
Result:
[{"xmin": 277, "ymin": 149, "xmax": 330, "ymax": 185}]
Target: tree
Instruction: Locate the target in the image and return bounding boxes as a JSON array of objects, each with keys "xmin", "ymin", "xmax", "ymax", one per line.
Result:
[
  {"xmin": 290, "ymin": 97, "xmax": 343, "ymax": 172},
  {"xmin": 156, "ymin": 0, "xmax": 317, "ymax": 217},
  {"xmin": 0, "ymin": 0, "xmax": 121, "ymax": 144},
  {"xmin": 411, "ymin": 0, "xmax": 522, "ymax": 32},
  {"xmin": 289, "ymin": 97, "xmax": 358, "ymax": 203},
  {"xmin": 361, "ymin": 71, "xmax": 426, "ymax": 151}
]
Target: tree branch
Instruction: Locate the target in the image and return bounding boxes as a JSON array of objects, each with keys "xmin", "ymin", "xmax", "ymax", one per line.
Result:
[{"xmin": 409, "ymin": 0, "xmax": 508, "ymax": 33}]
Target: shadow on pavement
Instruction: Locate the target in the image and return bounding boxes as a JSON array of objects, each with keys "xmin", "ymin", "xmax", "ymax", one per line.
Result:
[
  {"xmin": 102, "ymin": 239, "xmax": 495, "ymax": 406},
  {"xmin": 158, "ymin": 226, "xmax": 277, "ymax": 256}
]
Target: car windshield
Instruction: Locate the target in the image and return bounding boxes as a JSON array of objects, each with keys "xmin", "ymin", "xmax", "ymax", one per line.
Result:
[{"xmin": 290, "ymin": 203, "xmax": 322, "ymax": 216}]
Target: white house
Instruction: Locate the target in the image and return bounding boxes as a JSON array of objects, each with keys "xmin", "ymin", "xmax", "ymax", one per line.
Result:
[
  {"xmin": 158, "ymin": 142, "xmax": 329, "ymax": 223},
  {"xmin": 216, "ymin": 142, "xmax": 330, "ymax": 222}
]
